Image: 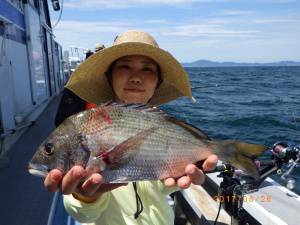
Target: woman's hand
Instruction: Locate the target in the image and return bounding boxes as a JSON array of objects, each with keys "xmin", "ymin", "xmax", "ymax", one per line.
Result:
[
  {"xmin": 44, "ymin": 166, "xmax": 126, "ymax": 203},
  {"xmin": 163, "ymin": 154, "xmax": 218, "ymax": 189}
]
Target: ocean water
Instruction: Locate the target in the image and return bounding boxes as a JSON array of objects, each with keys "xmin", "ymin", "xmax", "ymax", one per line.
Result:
[{"xmin": 161, "ymin": 66, "xmax": 300, "ymax": 194}]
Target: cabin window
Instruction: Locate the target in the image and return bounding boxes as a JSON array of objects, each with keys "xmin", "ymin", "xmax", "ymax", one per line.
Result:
[{"xmin": 26, "ymin": 5, "xmax": 48, "ymax": 102}]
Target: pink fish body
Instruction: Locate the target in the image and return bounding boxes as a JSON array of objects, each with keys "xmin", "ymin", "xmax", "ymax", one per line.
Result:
[{"xmin": 29, "ymin": 104, "xmax": 266, "ymax": 182}]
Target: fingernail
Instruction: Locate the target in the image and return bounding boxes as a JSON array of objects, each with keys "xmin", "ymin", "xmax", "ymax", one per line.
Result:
[
  {"xmin": 92, "ymin": 177, "xmax": 100, "ymax": 184},
  {"xmin": 72, "ymin": 169, "xmax": 85, "ymax": 179},
  {"xmin": 186, "ymin": 165, "xmax": 196, "ymax": 175},
  {"xmin": 190, "ymin": 167, "xmax": 196, "ymax": 174},
  {"xmin": 51, "ymin": 173, "xmax": 61, "ymax": 182},
  {"xmin": 91, "ymin": 175, "xmax": 101, "ymax": 184}
]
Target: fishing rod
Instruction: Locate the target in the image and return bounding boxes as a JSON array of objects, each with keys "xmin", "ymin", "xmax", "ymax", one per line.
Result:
[{"xmin": 210, "ymin": 142, "xmax": 300, "ymax": 224}]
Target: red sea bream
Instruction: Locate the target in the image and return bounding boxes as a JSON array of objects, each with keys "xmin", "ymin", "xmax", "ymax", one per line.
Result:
[{"xmin": 28, "ymin": 104, "xmax": 267, "ymax": 182}]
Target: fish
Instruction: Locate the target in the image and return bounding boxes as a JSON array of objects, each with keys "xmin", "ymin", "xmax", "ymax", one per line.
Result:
[{"xmin": 28, "ymin": 103, "xmax": 267, "ymax": 182}]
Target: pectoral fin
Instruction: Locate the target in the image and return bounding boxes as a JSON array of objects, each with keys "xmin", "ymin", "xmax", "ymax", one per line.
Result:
[{"xmin": 99, "ymin": 127, "xmax": 158, "ymax": 167}]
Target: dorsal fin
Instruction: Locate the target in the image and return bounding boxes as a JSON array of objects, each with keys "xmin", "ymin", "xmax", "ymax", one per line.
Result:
[
  {"xmin": 102, "ymin": 102, "xmax": 166, "ymax": 115},
  {"xmin": 166, "ymin": 117, "xmax": 210, "ymax": 140},
  {"xmin": 100, "ymin": 102, "xmax": 209, "ymax": 140}
]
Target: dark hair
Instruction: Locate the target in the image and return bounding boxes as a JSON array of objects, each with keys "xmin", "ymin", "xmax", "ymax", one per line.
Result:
[
  {"xmin": 105, "ymin": 59, "xmax": 163, "ymax": 89},
  {"xmin": 85, "ymin": 51, "xmax": 94, "ymax": 59}
]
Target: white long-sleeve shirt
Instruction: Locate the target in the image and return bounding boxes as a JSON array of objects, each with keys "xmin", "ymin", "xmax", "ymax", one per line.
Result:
[{"xmin": 63, "ymin": 181, "xmax": 178, "ymax": 225}]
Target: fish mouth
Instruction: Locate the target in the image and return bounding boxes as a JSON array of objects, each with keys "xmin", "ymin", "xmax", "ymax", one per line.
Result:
[{"xmin": 28, "ymin": 163, "xmax": 49, "ymax": 177}]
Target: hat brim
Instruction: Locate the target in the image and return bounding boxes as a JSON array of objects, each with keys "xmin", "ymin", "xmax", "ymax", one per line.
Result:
[{"xmin": 65, "ymin": 42, "xmax": 192, "ymax": 105}]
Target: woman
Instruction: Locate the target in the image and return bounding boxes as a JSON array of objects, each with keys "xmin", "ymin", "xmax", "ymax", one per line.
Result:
[{"xmin": 44, "ymin": 30, "xmax": 218, "ymax": 225}]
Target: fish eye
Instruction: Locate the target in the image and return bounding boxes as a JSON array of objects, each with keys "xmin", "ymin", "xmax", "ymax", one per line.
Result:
[{"xmin": 44, "ymin": 143, "xmax": 54, "ymax": 156}]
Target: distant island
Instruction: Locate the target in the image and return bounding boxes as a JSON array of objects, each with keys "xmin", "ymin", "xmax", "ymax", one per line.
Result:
[{"xmin": 182, "ymin": 60, "xmax": 300, "ymax": 67}]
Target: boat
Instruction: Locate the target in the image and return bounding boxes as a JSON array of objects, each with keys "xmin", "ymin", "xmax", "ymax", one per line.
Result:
[{"xmin": 0, "ymin": 0, "xmax": 66, "ymax": 168}]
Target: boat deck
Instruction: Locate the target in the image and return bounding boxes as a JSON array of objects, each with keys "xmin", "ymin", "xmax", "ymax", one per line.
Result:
[
  {"xmin": 180, "ymin": 173, "xmax": 300, "ymax": 225},
  {"xmin": 0, "ymin": 96, "xmax": 61, "ymax": 225}
]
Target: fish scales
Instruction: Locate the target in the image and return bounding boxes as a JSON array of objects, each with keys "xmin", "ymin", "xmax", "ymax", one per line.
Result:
[
  {"xmin": 28, "ymin": 104, "xmax": 268, "ymax": 182},
  {"xmin": 75, "ymin": 106, "xmax": 210, "ymax": 182}
]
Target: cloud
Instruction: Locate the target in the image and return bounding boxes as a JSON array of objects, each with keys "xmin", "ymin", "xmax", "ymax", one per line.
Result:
[
  {"xmin": 62, "ymin": 0, "xmax": 297, "ymax": 10},
  {"xmin": 63, "ymin": 0, "xmax": 223, "ymax": 9},
  {"xmin": 53, "ymin": 20, "xmax": 137, "ymax": 34},
  {"xmin": 164, "ymin": 24, "xmax": 259, "ymax": 38},
  {"xmin": 52, "ymin": 20, "xmax": 138, "ymax": 50},
  {"xmin": 263, "ymin": 0, "xmax": 298, "ymax": 3},
  {"xmin": 218, "ymin": 10, "xmax": 256, "ymax": 16},
  {"xmin": 246, "ymin": 0, "xmax": 298, "ymax": 3},
  {"xmin": 253, "ymin": 18, "xmax": 299, "ymax": 24},
  {"xmin": 52, "ymin": 18, "xmax": 260, "ymax": 53},
  {"xmin": 144, "ymin": 19, "xmax": 171, "ymax": 24}
]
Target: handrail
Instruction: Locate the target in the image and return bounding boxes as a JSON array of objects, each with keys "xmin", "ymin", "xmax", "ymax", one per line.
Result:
[
  {"xmin": 47, "ymin": 191, "xmax": 59, "ymax": 225},
  {"xmin": 0, "ymin": 121, "xmax": 34, "ymax": 139}
]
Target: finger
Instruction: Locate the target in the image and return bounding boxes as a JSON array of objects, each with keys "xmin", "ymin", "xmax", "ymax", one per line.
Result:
[
  {"xmin": 202, "ymin": 154, "xmax": 218, "ymax": 171},
  {"xmin": 177, "ymin": 176, "xmax": 192, "ymax": 189},
  {"xmin": 61, "ymin": 166, "xmax": 86, "ymax": 194},
  {"xmin": 44, "ymin": 169, "xmax": 63, "ymax": 193},
  {"xmin": 163, "ymin": 178, "xmax": 176, "ymax": 187},
  {"xmin": 185, "ymin": 164, "xmax": 205, "ymax": 185},
  {"xmin": 80, "ymin": 173, "xmax": 103, "ymax": 196}
]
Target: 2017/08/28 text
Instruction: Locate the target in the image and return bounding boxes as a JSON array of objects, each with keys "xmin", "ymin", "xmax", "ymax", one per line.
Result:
[{"xmin": 213, "ymin": 195, "xmax": 271, "ymax": 203}]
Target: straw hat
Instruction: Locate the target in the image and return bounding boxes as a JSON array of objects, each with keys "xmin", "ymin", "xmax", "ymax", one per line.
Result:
[
  {"xmin": 95, "ymin": 43, "xmax": 105, "ymax": 52},
  {"xmin": 65, "ymin": 30, "xmax": 192, "ymax": 105}
]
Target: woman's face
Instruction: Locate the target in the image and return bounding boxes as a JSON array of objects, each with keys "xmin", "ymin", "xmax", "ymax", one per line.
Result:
[{"xmin": 111, "ymin": 55, "xmax": 159, "ymax": 104}]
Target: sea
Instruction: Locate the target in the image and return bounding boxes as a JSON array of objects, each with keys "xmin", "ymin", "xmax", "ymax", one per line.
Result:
[{"xmin": 161, "ymin": 66, "xmax": 300, "ymax": 194}]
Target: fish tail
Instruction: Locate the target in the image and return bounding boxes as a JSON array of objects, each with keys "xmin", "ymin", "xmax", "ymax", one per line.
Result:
[{"xmin": 211, "ymin": 140, "xmax": 268, "ymax": 178}]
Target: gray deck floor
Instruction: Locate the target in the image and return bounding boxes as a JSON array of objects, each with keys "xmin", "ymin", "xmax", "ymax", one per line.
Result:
[{"xmin": 0, "ymin": 96, "xmax": 61, "ymax": 225}]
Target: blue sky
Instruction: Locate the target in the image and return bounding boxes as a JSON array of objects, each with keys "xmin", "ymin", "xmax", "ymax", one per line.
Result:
[{"xmin": 49, "ymin": 0, "xmax": 300, "ymax": 63}]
